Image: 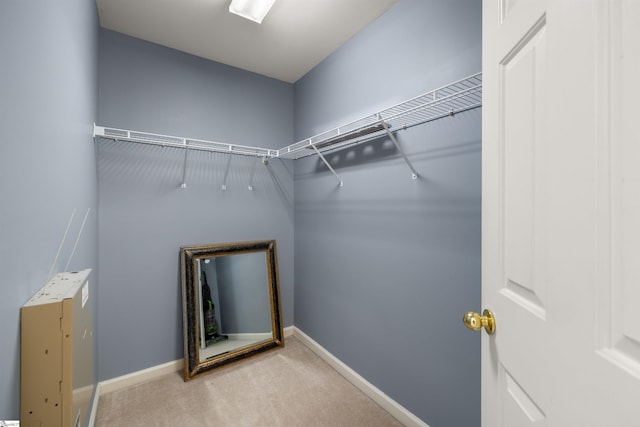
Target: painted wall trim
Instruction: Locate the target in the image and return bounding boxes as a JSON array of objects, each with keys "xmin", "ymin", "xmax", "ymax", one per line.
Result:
[
  {"xmin": 88, "ymin": 383, "xmax": 101, "ymax": 427},
  {"xmin": 89, "ymin": 325, "xmax": 294, "ymax": 424},
  {"xmin": 99, "ymin": 359, "xmax": 184, "ymax": 395},
  {"xmin": 283, "ymin": 325, "xmax": 294, "ymax": 338},
  {"xmin": 88, "ymin": 325, "xmax": 429, "ymax": 426},
  {"xmin": 292, "ymin": 327, "xmax": 430, "ymax": 427}
]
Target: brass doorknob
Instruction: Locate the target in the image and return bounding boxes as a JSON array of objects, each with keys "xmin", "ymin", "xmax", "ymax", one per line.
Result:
[{"xmin": 463, "ymin": 309, "xmax": 496, "ymax": 335}]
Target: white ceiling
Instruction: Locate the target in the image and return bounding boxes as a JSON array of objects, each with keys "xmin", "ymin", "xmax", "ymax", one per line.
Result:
[{"xmin": 96, "ymin": 0, "xmax": 399, "ymax": 83}]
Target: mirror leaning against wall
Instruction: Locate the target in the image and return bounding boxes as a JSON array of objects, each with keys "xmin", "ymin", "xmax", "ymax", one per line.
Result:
[{"xmin": 180, "ymin": 240, "xmax": 284, "ymax": 381}]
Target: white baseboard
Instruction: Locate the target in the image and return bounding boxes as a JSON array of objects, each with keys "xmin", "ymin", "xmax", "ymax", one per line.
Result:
[
  {"xmin": 87, "ymin": 382, "xmax": 101, "ymax": 427},
  {"xmin": 96, "ymin": 325, "xmax": 294, "ymax": 396},
  {"xmin": 90, "ymin": 325, "xmax": 414, "ymax": 426},
  {"xmin": 88, "ymin": 360, "xmax": 182, "ymax": 426},
  {"xmin": 225, "ymin": 332, "xmax": 272, "ymax": 341},
  {"xmin": 98, "ymin": 358, "xmax": 184, "ymax": 395},
  {"xmin": 90, "ymin": 325, "xmax": 295, "ymax": 424},
  {"xmin": 292, "ymin": 326, "xmax": 429, "ymax": 427}
]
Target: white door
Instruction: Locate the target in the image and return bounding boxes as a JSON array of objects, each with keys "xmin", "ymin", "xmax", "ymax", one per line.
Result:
[{"xmin": 480, "ymin": 0, "xmax": 640, "ymax": 425}]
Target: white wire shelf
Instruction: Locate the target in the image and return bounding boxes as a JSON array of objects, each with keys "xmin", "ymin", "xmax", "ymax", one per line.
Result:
[
  {"xmin": 94, "ymin": 72, "xmax": 482, "ymax": 187},
  {"xmin": 279, "ymin": 72, "xmax": 482, "ymax": 159},
  {"xmin": 93, "ymin": 126, "xmax": 280, "ymax": 159}
]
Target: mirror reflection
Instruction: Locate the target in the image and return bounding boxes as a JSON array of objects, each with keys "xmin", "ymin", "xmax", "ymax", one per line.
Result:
[
  {"xmin": 181, "ymin": 240, "xmax": 284, "ymax": 380},
  {"xmin": 197, "ymin": 252, "xmax": 272, "ymax": 361}
]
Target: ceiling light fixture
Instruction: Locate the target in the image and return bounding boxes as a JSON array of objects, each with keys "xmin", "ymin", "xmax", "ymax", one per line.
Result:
[{"xmin": 229, "ymin": 0, "xmax": 277, "ymax": 24}]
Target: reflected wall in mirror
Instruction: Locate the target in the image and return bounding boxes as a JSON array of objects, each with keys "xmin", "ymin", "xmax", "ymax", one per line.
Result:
[{"xmin": 180, "ymin": 240, "xmax": 284, "ymax": 381}]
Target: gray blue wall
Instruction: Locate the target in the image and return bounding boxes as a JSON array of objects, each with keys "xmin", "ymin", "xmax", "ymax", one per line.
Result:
[
  {"xmin": 293, "ymin": 1, "xmax": 482, "ymax": 425},
  {"xmin": 97, "ymin": 29, "xmax": 294, "ymax": 380},
  {"xmin": 0, "ymin": 0, "xmax": 99, "ymax": 420},
  {"xmin": 0, "ymin": 1, "xmax": 481, "ymax": 424}
]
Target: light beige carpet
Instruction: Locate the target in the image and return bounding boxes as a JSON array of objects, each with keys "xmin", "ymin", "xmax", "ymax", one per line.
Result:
[{"xmin": 95, "ymin": 336, "xmax": 404, "ymax": 426}]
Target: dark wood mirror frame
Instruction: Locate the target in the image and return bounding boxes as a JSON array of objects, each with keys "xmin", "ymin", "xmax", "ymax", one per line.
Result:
[{"xmin": 180, "ymin": 240, "xmax": 284, "ymax": 381}]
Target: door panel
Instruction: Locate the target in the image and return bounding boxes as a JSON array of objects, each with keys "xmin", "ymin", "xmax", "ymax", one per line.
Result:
[
  {"xmin": 483, "ymin": 0, "xmax": 640, "ymax": 425},
  {"xmin": 484, "ymin": 1, "xmax": 551, "ymax": 426},
  {"xmin": 598, "ymin": 0, "xmax": 640, "ymax": 379},
  {"xmin": 501, "ymin": 16, "xmax": 547, "ymax": 320},
  {"xmin": 502, "ymin": 367, "xmax": 545, "ymax": 425}
]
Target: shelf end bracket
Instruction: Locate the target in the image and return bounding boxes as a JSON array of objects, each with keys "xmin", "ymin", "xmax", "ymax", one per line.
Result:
[
  {"xmin": 378, "ymin": 114, "xmax": 419, "ymax": 180},
  {"xmin": 310, "ymin": 143, "xmax": 343, "ymax": 187},
  {"xmin": 180, "ymin": 143, "xmax": 189, "ymax": 189}
]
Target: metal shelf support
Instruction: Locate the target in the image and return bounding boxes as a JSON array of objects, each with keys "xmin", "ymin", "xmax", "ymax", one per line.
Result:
[
  {"xmin": 248, "ymin": 157, "xmax": 261, "ymax": 191},
  {"xmin": 180, "ymin": 145, "xmax": 189, "ymax": 188},
  {"xmin": 310, "ymin": 142, "xmax": 343, "ymax": 188},
  {"xmin": 378, "ymin": 114, "xmax": 418, "ymax": 180},
  {"xmin": 222, "ymin": 154, "xmax": 232, "ymax": 191}
]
